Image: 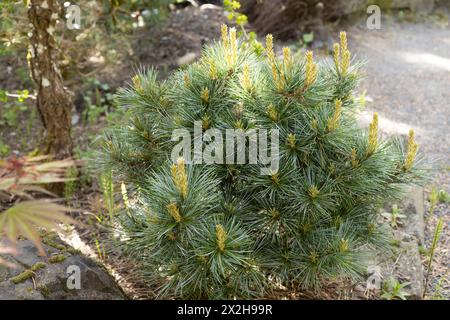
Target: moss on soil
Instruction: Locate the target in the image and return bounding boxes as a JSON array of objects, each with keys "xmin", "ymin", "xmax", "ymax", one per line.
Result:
[
  {"xmin": 38, "ymin": 284, "xmax": 51, "ymax": 298},
  {"xmin": 10, "ymin": 270, "xmax": 34, "ymax": 284},
  {"xmin": 48, "ymin": 254, "xmax": 66, "ymax": 264},
  {"xmin": 31, "ymin": 262, "xmax": 47, "ymax": 271}
]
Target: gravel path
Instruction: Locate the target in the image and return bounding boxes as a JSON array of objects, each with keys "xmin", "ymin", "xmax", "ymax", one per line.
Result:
[
  {"xmin": 349, "ymin": 22, "xmax": 450, "ymax": 185},
  {"xmin": 348, "ymin": 21, "xmax": 449, "ymax": 299}
]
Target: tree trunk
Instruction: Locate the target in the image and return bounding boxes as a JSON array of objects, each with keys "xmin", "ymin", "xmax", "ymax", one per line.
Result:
[{"xmin": 28, "ymin": 0, "xmax": 73, "ymax": 159}]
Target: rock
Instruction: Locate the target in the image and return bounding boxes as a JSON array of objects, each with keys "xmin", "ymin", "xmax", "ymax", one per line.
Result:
[
  {"xmin": 200, "ymin": 4, "xmax": 222, "ymax": 11},
  {"xmin": 0, "ymin": 280, "xmax": 45, "ymax": 300},
  {"xmin": 361, "ymin": 235, "xmax": 424, "ymax": 299},
  {"xmin": 412, "ymin": 0, "xmax": 435, "ymax": 14},
  {"xmin": 392, "ymin": 168, "xmax": 426, "ymax": 300},
  {"xmin": 354, "ymin": 115, "xmax": 426, "ymax": 299},
  {"xmin": 389, "ymin": 186, "xmax": 425, "ymax": 298},
  {"xmin": 357, "ymin": 110, "xmax": 413, "ymax": 138},
  {"xmin": 0, "ymin": 255, "xmax": 26, "ymax": 283},
  {"xmin": 403, "ymin": 185, "xmax": 426, "ymax": 245},
  {"xmin": 186, "ymin": 0, "xmax": 199, "ymax": 7},
  {"xmin": 0, "ymin": 236, "xmax": 126, "ymax": 300},
  {"xmin": 177, "ymin": 52, "xmax": 198, "ymax": 66},
  {"xmin": 340, "ymin": 0, "xmax": 435, "ymax": 15},
  {"xmin": 71, "ymin": 113, "xmax": 80, "ymax": 125},
  {"xmin": 390, "ymin": 229, "xmax": 425, "ymax": 299}
]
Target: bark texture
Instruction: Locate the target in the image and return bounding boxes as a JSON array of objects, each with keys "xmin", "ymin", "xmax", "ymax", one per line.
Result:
[{"xmin": 28, "ymin": 0, "xmax": 73, "ymax": 159}]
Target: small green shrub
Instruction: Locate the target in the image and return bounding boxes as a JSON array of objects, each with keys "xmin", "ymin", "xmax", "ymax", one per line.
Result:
[
  {"xmin": 99, "ymin": 27, "xmax": 423, "ymax": 299},
  {"xmin": 423, "ymin": 217, "xmax": 444, "ymax": 298},
  {"xmin": 381, "ymin": 277, "xmax": 411, "ymax": 300},
  {"xmin": 0, "ymin": 139, "xmax": 10, "ymax": 157}
]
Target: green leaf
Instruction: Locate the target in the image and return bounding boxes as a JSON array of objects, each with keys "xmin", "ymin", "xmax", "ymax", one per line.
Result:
[
  {"xmin": 303, "ymin": 32, "xmax": 314, "ymax": 44},
  {"xmin": 231, "ymin": 1, "xmax": 241, "ymax": 10},
  {"xmin": 235, "ymin": 14, "xmax": 248, "ymax": 26},
  {"xmin": 0, "ymin": 89, "xmax": 7, "ymax": 102},
  {"xmin": 0, "ymin": 200, "xmax": 75, "ymax": 256}
]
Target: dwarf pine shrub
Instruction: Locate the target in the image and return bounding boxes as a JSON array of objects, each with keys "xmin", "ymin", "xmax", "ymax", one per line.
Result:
[{"xmin": 100, "ymin": 26, "xmax": 422, "ymax": 299}]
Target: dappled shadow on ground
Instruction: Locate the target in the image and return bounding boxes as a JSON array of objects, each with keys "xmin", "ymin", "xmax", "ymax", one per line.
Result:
[{"xmin": 349, "ymin": 22, "xmax": 449, "ymax": 298}]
